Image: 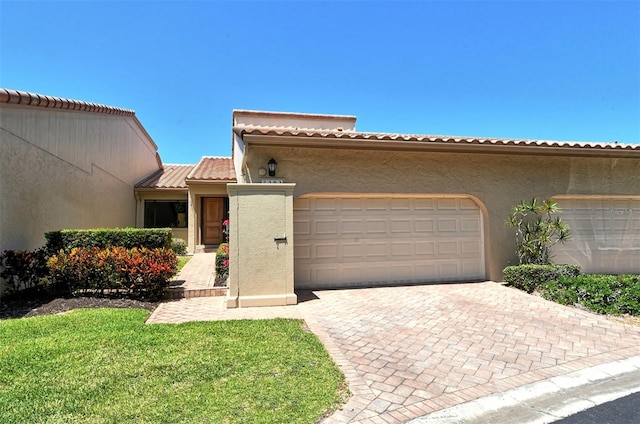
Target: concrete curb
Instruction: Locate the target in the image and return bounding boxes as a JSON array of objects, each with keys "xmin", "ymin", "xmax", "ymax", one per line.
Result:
[{"xmin": 408, "ymin": 355, "xmax": 640, "ymax": 424}]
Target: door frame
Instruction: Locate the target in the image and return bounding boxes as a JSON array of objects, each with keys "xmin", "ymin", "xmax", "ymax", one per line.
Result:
[{"xmin": 200, "ymin": 197, "xmax": 229, "ymax": 246}]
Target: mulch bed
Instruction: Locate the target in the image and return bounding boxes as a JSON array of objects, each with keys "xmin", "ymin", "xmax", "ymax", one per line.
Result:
[{"xmin": 0, "ymin": 295, "xmax": 159, "ymax": 320}]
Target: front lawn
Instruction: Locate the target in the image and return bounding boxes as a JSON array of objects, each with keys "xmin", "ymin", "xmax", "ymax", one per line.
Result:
[{"xmin": 0, "ymin": 309, "xmax": 347, "ymax": 423}]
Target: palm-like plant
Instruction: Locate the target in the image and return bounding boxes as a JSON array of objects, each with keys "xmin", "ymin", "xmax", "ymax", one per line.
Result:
[{"xmin": 507, "ymin": 198, "xmax": 572, "ymax": 265}]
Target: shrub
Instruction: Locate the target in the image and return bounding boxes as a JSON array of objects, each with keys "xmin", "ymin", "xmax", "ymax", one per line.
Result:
[
  {"xmin": 215, "ymin": 243, "xmax": 229, "ymax": 284},
  {"xmin": 45, "ymin": 228, "xmax": 172, "ymax": 253},
  {"xmin": 506, "ymin": 198, "xmax": 571, "ymax": 265},
  {"xmin": 0, "ymin": 249, "xmax": 50, "ymax": 295},
  {"xmin": 171, "ymin": 238, "xmax": 188, "ymax": 255},
  {"xmin": 48, "ymin": 247, "xmax": 178, "ymax": 300},
  {"xmin": 503, "ymin": 264, "xmax": 581, "ymax": 293},
  {"xmin": 541, "ymin": 274, "xmax": 640, "ymax": 316}
]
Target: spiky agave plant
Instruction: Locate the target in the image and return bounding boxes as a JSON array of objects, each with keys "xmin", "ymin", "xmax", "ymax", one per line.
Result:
[{"xmin": 507, "ymin": 198, "xmax": 571, "ymax": 265}]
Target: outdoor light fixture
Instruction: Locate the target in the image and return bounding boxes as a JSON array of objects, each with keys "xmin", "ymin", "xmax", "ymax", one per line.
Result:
[{"xmin": 267, "ymin": 158, "xmax": 277, "ymax": 177}]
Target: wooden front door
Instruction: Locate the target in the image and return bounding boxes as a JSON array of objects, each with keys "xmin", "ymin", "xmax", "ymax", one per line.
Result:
[{"xmin": 202, "ymin": 198, "xmax": 224, "ymax": 245}]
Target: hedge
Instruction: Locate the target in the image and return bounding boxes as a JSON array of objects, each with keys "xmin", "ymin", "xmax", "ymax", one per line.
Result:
[
  {"xmin": 502, "ymin": 264, "xmax": 581, "ymax": 293},
  {"xmin": 540, "ymin": 274, "xmax": 640, "ymax": 316},
  {"xmin": 47, "ymin": 246, "xmax": 177, "ymax": 300},
  {"xmin": 45, "ymin": 228, "xmax": 172, "ymax": 253}
]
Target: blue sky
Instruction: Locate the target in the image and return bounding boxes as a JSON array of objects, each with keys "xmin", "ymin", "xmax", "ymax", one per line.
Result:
[{"xmin": 2, "ymin": 1, "xmax": 639, "ymax": 164}]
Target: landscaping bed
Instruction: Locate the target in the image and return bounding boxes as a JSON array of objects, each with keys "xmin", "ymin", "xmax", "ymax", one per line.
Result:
[{"xmin": 0, "ymin": 294, "xmax": 158, "ymax": 320}]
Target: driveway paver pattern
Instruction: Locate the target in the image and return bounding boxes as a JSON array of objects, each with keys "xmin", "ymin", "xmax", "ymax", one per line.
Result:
[{"xmin": 296, "ymin": 283, "xmax": 640, "ymax": 424}]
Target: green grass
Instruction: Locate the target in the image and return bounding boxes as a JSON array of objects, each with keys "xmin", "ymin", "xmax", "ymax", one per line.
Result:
[
  {"xmin": 0, "ymin": 310, "xmax": 348, "ymax": 424},
  {"xmin": 177, "ymin": 255, "xmax": 191, "ymax": 271}
]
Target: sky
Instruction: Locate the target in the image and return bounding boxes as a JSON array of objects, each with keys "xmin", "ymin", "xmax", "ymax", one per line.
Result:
[{"xmin": 1, "ymin": 1, "xmax": 639, "ymax": 164}]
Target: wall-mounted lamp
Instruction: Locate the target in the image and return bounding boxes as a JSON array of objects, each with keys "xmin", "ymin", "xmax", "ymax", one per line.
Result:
[{"xmin": 268, "ymin": 158, "xmax": 278, "ymax": 177}]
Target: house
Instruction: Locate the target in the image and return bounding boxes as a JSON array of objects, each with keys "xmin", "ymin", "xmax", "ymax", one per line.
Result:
[
  {"xmin": 2, "ymin": 89, "xmax": 639, "ymax": 305},
  {"xmin": 134, "ymin": 157, "xmax": 235, "ymax": 253},
  {"xmin": 226, "ymin": 110, "xmax": 640, "ymax": 307},
  {"xmin": 0, "ymin": 88, "xmax": 162, "ymax": 253}
]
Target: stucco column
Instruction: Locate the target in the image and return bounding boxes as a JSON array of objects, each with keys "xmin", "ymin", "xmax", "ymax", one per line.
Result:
[
  {"xmin": 187, "ymin": 189, "xmax": 196, "ymax": 253},
  {"xmin": 227, "ymin": 183, "xmax": 297, "ymax": 308}
]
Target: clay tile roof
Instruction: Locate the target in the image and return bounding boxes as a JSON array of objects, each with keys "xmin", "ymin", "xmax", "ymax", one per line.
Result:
[
  {"xmin": 186, "ymin": 157, "xmax": 236, "ymax": 182},
  {"xmin": 135, "ymin": 164, "xmax": 195, "ymax": 189},
  {"xmin": 234, "ymin": 125, "xmax": 640, "ymax": 153},
  {"xmin": 0, "ymin": 88, "xmax": 135, "ymax": 116}
]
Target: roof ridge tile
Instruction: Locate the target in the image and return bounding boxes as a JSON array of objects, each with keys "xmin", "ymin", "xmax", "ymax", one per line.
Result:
[{"xmin": 1, "ymin": 88, "xmax": 135, "ymax": 116}]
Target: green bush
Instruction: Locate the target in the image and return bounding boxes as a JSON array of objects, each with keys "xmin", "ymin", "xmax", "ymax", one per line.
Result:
[
  {"xmin": 171, "ymin": 238, "xmax": 187, "ymax": 255},
  {"xmin": 506, "ymin": 198, "xmax": 571, "ymax": 265},
  {"xmin": 48, "ymin": 247, "xmax": 178, "ymax": 300},
  {"xmin": 45, "ymin": 228, "xmax": 172, "ymax": 253},
  {"xmin": 215, "ymin": 243, "xmax": 229, "ymax": 284},
  {"xmin": 541, "ymin": 274, "xmax": 640, "ymax": 316},
  {"xmin": 0, "ymin": 249, "xmax": 50, "ymax": 295},
  {"xmin": 503, "ymin": 264, "xmax": 581, "ymax": 293}
]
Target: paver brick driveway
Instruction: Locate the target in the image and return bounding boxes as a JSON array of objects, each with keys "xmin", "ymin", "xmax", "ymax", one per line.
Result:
[{"xmin": 296, "ymin": 282, "xmax": 640, "ymax": 424}]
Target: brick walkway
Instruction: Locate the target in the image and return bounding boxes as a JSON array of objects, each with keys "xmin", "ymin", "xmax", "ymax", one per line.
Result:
[{"xmin": 147, "ymin": 273, "xmax": 640, "ymax": 424}]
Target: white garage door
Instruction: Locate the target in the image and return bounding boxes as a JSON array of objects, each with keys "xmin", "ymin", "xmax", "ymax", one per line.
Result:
[
  {"xmin": 293, "ymin": 195, "xmax": 485, "ymax": 289},
  {"xmin": 554, "ymin": 198, "xmax": 640, "ymax": 274}
]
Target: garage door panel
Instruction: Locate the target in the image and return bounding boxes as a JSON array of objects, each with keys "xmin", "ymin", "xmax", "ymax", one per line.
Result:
[
  {"xmin": 341, "ymin": 220, "xmax": 364, "ymax": 234},
  {"xmin": 415, "ymin": 199, "xmax": 435, "ymax": 210},
  {"xmin": 293, "ymin": 220, "xmax": 311, "ymax": 235},
  {"xmin": 437, "ymin": 219, "xmax": 458, "ymax": 232},
  {"xmin": 341, "ymin": 198, "xmax": 363, "ymax": 210},
  {"xmin": 415, "ymin": 219, "xmax": 436, "ymax": 232},
  {"xmin": 555, "ymin": 198, "xmax": 640, "ymax": 274},
  {"xmin": 415, "ymin": 241, "xmax": 436, "ymax": 255},
  {"xmin": 366, "ymin": 220, "xmax": 387, "ymax": 233},
  {"xmin": 437, "ymin": 198, "xmax": 457, "ymax": 209},
  {"xmin": 461, "ymin": 240, "xmax": 481, "ymax": 254},
  {"xmin": 342, "ymin": 244, "xmax": 364, "ymax": 259},
  {"xmin": 367, "ymin": 243, "xmax": 388, "ymax": 257},
  {"xmin": 391, "ymin": 219, "xmax": 412, "ymax": 232},
  {"xmin": 294, "ymin": 243, "xmax": 311, "ymax": 259},
  {"xmin": 315, "ymin": 244, "xmax": 337, "ymax": 259},
  {"xmin": 294, "ymin": 195, "xmax": 485, "ymax": 288},
  {"xmin": 459, "ymin": 198, "xmax": 479, "ymax": 209},
  {"xmin": 390, "ymin": 198, "xmax": 411, "ymax": 210},
  {"xmin": 391, "ymin": 242, "xmax": 413, "ymax": 257},
  {"xmin": 365, "ymin": 199, "xmax": 387, "ymax": 210},
  {"xmin": 461, "ymin": 218, "xmax": 481, "ymax": 232}
]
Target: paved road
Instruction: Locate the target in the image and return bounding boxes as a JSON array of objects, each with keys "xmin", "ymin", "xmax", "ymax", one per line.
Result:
[{"xmin": 555, "ymin": 391, "xmax": 640, "ymax": 424}]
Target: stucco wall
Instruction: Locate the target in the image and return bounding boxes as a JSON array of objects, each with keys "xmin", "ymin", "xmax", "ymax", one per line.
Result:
[
  {"xmin": 227, "ymin": 183, "xmax": 296, "ymax": 307},
  {"xmin": 245, "ymin": 145, "xmax": 640, "ymax": 281},
  {"xmin": 0, "ymin": 104, "xmax": 161, "ymax": 252}
]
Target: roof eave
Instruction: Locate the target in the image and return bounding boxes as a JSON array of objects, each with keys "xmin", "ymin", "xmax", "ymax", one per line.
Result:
[
  {"xmin": 185, "ymin": 179, "xmax": 236, "ymax": 185},
  {"xmin": 241, "ymin": 134, "xmax": 640, "ymax": 159},
  {"xmin": 134, "ymin": 187, "xmax": 189, "ymax": 192}
]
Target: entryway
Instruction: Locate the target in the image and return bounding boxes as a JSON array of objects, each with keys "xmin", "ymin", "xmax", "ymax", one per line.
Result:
[{"xmin": 202, "ymin": 197, "xmax": 225, "ymax": 245}]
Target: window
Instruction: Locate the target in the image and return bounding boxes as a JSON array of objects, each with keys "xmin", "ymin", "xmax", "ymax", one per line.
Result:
[{"xmin": 144, "ymin": 200, "xmax": 188, "ymax": 228}]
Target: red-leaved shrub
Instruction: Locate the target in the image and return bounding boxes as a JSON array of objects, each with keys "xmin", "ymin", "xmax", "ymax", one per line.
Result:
[{"xmin": 48, "ymin": 247, "xmax": 177, "ymax": 300}]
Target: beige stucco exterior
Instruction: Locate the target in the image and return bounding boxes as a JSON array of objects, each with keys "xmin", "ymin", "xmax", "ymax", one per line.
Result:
[
  {"xmin": 1, "ymin": 102, "xmax": 161, "ymax": 254},
  {"xmin": 227, "ymin": 183, "xmax": 297, "ymax": 308},
  {"xmin": 240, "ymin": 145, "xmax": 639, "ymax": 281}
]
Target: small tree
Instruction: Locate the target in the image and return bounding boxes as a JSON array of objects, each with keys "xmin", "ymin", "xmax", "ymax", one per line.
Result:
[{"xmin": 507, "ymin": 198, "xmax": 571, "ymax": 265}]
